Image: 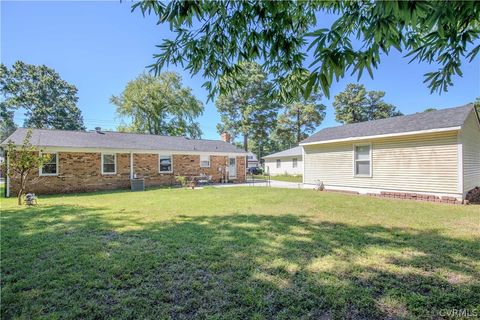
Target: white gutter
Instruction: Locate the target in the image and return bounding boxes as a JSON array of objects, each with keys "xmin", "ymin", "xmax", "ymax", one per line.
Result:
[
  {"xmin": 2, "ymin": 145, "xmax": 248, "ymax": 157},
  {"xmin": 300, "ymin": 126, "xmax": 462, "ymax": 146}
]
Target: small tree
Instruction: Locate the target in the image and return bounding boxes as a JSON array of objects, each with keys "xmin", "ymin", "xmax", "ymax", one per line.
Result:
[{"xmin": 3, "ymin": 130, "xmax": 49, "ymax": 205}]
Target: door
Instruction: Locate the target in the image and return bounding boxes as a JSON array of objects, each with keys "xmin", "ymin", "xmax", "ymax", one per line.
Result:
[{"xmin": 228, "ymin": 157, "xmax": 237, "ymax": 179}]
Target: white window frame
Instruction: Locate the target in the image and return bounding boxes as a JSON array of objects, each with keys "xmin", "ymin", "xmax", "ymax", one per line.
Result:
[
  {"xmin": 276, "ymin": 159, "xmax": 281, "ymax": 168},
  {"xmin": 200, "ymin": 155, "xmax": 211, "ymax": 168},
  {"xmin": 101, "ymin": 153, "xmax": 117, "ymax": 175},
  {"xmin": 39, "ymin": 152, "xmax": 59, "ymax": 176},
  {"xmin": 159, "ymin": 154, "xmax": 173, "ymax": 173},
  {"xmin": 353, "ymin": 143, "xmax": 372, "ymax": 178},
  {"xmin": 292, "ymin": 158, "xmax": 298, "ymax": 168}
]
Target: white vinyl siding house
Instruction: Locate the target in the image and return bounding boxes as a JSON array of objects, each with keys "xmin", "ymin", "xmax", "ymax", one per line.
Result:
[
  {"xmin": 301, "ymin": 104, "xmax": 480, "ymax": 201},
  {"xmin": 303, "ymin": 131, "xmax": 459, "ymax": 195},
  {"xmin": 263, "ymin": 146, "xmax": 303, "ymax": 176},
  {"xmin": 265, "ymin": 156, "xmax": 303, "ymax": 176},
  {"xmin": 460, "ymin": 110, "xmax": 480, "ymax": 194}
]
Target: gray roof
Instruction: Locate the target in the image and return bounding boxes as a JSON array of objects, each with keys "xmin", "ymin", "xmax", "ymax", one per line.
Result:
[
  {"xmin": 1, "ymin": 128, "xmax": 247, "ymax": 154},
  {"xmin": 263, "ymin": 146, "xmax": 302, "ymax": 159},
  {"xmin": 301, "ymin": 104, "xmax": 475, "ymax": 144}
]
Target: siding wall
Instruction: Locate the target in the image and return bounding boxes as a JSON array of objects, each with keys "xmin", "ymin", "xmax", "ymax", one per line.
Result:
[
  {"xmin": 460, "ymin": 110, "xmax": 480, "ymax": 193},
  {"xmin": 265, "ymin": 156, "xmax": 303, "ymax": 176},
  {"xmin": 303, "ymin": 131, "xmax": 460, "ymax": 194}
]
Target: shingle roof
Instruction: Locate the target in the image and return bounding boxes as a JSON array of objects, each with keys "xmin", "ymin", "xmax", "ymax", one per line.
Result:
[
  {"xmin": 301, "ymin": 104, "xmax": 475, "ymax": 144},
  {"xmin": 1, "ymin": 128, "xmax": 247, "ymax": 154},
  {"xmin": 263, "ymin": 146, "xmax": 302, "ymax": 159}
]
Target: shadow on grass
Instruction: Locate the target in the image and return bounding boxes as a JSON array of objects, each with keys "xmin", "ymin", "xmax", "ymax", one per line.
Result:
[{"xmin": 1, "ymin": 205, "xmax": 479, "ymax": 319}]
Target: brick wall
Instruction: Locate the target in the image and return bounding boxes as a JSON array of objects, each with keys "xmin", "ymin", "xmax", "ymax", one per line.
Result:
[
  {"xmin": 236, "ymin": 156, "xmax": 246, "ymax": 182},
  {"xmin": 8, "ymin": 152, "xmax": 246, "ymax": 195}
]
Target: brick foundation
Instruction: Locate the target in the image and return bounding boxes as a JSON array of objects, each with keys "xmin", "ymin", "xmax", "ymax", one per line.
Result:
[
  {"xmin": 367, "ymin": 191, "xmax": 465, "ymax": 205},
  {"xmin": 8, "ymin": 152, "xmax": 246, "ymax": 195}
]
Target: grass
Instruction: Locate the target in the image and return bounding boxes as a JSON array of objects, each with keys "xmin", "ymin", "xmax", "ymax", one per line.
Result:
[
  {"xmin": 1, "ymin": 187, "xmax": 479, "ymax": 319},
  {"xmin": 254, "ymin": 174, "xmax": 303, "ymax": 183}
]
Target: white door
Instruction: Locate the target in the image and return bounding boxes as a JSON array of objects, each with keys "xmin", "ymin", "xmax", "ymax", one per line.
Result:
[{"xmin": 228, "ymin": 157, "xmax": 237, "ymax": 179}]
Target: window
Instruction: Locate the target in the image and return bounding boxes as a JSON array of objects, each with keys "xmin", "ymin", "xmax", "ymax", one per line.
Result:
[
  {"xmin": 292, "ymin": 158, "xmax": 298, "ymax": 168},
  {"xmin": 276, "ymin": 159, "xmax": 281, "ymax": 168},
  {"xmin": 354, "ymin": 144, "xmax": 371, "ymax": 176},
  {"xmin": 159, "ymin": 155, "xmax": 172, "ymax": 172},
  {"xmin": 40, "ymin": 153, "xmax": 58, "ymax": 176},
  {"xmin": 247, "ymin": 155, "xmax": 253, "ymax": 160},
  {"xmin": 102, "ymin": 153, "xmax": 116, "ymax": 174},
  {"xmin": 200, "ymin": 155, "xmax": 210, "ymax": 167}
]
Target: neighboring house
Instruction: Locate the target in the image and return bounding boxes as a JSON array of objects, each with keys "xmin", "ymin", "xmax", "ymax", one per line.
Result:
[
  {"xmin": 300, "ymin": 104, "xmax": 480, "ymax": 201},
  {"xmin": 247, "ymin": 152, "xmax": 260, "ymax": 169},
  {"xmin": 1, "ymin": 128, "xmax": 247, "ymax": 196},
  {"xmin": 263, "ymin": 146, "xmax": 303, "ymax": 176}
]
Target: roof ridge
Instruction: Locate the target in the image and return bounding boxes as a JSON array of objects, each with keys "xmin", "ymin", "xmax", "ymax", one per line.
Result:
[
  {"xmin": 301, "ymin": 103, "xmax": 474, "ymax": 144},
  {"xmin": 321, "ymin": 103, "xmax": 474, "ymax": 132},
  {"xmin": 14, "ymin": 127, "xmax": 226, "ymax": 142}
]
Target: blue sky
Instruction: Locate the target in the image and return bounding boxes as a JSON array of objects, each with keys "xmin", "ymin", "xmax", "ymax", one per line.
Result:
[{"xmin": 2, "ymin": 1, "xmax": 479, "ymax": 140}]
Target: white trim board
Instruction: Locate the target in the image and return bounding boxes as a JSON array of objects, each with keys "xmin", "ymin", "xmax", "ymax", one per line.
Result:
[
  {"xmin": 39, "ymin": 151, "xmax": 59, "ymax": 177},
  {"xmin": 300, "ymin": 126, "xmax": 462, "ymax": 146},
  {"xmin": 352, "ymin": 142, "xmax": 372, "ymax": 178},
  {"xmin": 101, "ymin": 152, "xmax": 117, "ymax": 175},
  {"xmin": 158, "ymin": 154, "xmax": 173, "ymax": 173}
]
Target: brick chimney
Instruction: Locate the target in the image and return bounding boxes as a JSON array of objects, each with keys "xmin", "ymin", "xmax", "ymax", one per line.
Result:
[{"xmin": 221, "ymin": 132, "xmax": 231, "ymax": 143}]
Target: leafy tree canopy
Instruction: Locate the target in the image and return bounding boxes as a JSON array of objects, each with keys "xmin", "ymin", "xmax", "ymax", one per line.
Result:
[
  {"xmin": 333, "ymin": 83, "xmax": 402, "ymax": 124},
  {"xmin": 0, "ymin": 61, "xmax": 85, "ymax": 130},
  {"xmin": 215, "ymin": 62, "xmax": 279, "ymax": 151},
  {"xmin": 1, "ymin": 101, "xmax": 16, "ymax": 142},
  {"xmin": 133, "ymin": 1, "xmax": 480, "ymax": 100},
  {"xmin": 111, "ymin": 72, "xmax": 204, "ymax": 138},
  {"xmin": 276, "ymin": 93, "xmax": 326, "ymax": 144},
  {"xmin": 3, "ymin": 129, "xmax": 50, "ymax": 205}
]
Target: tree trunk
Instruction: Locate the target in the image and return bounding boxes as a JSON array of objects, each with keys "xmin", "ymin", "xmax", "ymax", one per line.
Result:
[
  {"xmin": 243, "ymin": 133, "xmax": 248, "ymax": 151},
  {"xmin": 17, "ymin": 188, "xmax": 23, "ymax": 205},
  {"xmin": 17, "ymin": 174, "xmax": 27, "ymax": 206},
  {"xmin": 296, "ymin": 108, "xmax": 301, "ymax": 143}
]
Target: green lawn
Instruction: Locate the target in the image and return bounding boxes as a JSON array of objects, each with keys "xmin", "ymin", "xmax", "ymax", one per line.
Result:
[{"xmin": 1, "ymin": 187, "xmax": 479, "ymax": 319}]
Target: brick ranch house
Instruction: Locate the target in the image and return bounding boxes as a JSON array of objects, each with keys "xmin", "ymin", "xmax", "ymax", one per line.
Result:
[{"xmin": 1, "ymin": 129, "xmax": 247, "ymax": 196}]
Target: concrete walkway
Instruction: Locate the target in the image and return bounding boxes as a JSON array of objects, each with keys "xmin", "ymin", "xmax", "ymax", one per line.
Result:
[{"xmin": 211, "ymin": 180, "xmax": 316, "ymax": 189}]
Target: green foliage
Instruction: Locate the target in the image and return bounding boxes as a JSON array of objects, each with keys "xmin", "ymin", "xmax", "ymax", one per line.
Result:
[
  {"xmin": 0, "ymin": 101, "xmax": 16, "ymax": 142},
  {"xmin": 175, "ymin": 175, "xmax": 188, "ymax": 188},
  {"xmin": 215, "ymin": 62, "xmax": 280, "ymax": 151},
  {"xmin": 111, "ymin": 72, "xmax": 203, "ymax": 138},
  {"xmin": 3, "ymin": 129, "xmax": 50, "ymax": 205},
  {"xmin": 333, "ymin": 84, "xmax": 403, "ymax": 124},
  {"xmin": 276, "ymin": 93, "xmax": 326, "ymax": 143},
  {"xmin": 132, "ymin": 1, "xmax": 480, "ymax": 99},
  {"xmin": 474, "ymin": 97, "xmax": 480, "ymax": 114},
  {"xmin": 424, "ymin": 108, "xmax": 437, "ymax": 112},
  {"xmin": 0, "ymin": 61, "xmax": 85, "ymax": 130}
]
